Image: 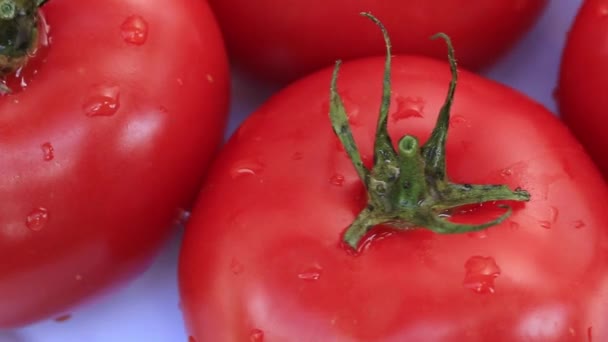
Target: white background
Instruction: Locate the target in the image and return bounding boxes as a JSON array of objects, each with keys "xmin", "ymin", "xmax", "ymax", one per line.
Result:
[{"xmin": 1, "ymin": 1, "xmax": 582, "ymax": 341}]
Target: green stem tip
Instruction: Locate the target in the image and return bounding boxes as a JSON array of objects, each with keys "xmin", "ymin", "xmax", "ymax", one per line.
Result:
[
  {"xmin": 0, "ymin": 0, "xmax": 47, "ymax": 79},
  {"xmin": 329, "ymin": 12, "xmax": 531, "ymax": 251}
]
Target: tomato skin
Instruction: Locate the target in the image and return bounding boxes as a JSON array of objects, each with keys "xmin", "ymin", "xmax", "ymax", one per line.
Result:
[
  {"xmin": 0, "ymin": 0, "xmax": 229, "ymax": 328},
  {"xmin": 208, "ymin": 0, "xmax": 548, "ymax": 83},
  {"xmin": 558, "ymin": 0, "xmax": 608, "ymax": 179},
  {"xmin": 179, "ymin": 55, "xmax": 608, "ymax": 341}
]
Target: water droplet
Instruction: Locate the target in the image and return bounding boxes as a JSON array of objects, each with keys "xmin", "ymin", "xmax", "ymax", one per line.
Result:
[
  {"xmin": 330, "ymin": 173, "xmax": 345, "ymax": 186},
  {"xmin": 250, "ymin": 329, "xmax": 264, "ymax": 342},
  {"xmin": 230, "ymin": 159, "xmax": 264, "ymax": 178},
  {"xmin": 177, "ymin": 78, "xmax": 184, "ymax": 86},
  {"xmin": 391, "ymin": 96, "xmax": 424, "ymax": 121},
  {"xmin": 54, "ymin": 314, "xmax": 72, "ymax": 323},
  {"xmin": 83, "ymin": 85, "xmax": 120, "ymax": 117},
  {"xmin": 573, "ymin": 220, "xmax": 586, "ymax": 229},
  {"xmin": 206, "ymin": 74, "xmax": 214, "ymax": 83},
  {"xmin": 26, "ymin": 207, "xmax": 49, "ymax": 231},
  {"xmin": 230, "ymin": 258, "xmax": 244, "ymax": 275},
  {"xmin": 500, "ymin": 168, "xmax": 513, "ymax": 177},
  {"xmin": 467, "ymin": 230, "xmax": 488, "ymax": 239},
  {"xmin": 449, "ymin": 115, "xmax": 468, "ymax": 128},
  {"xmin": 75, "ymin": 274, "xmax": 83, "ymax": 281},
  {"xmin": 291, "ymin": 152, "xmax": 303, "ymax": 160},
  {"xmin": 538, "ymin": 221, "xmax": 552, "ymax": 229},
  {"xmin": 120, "ymin": 15, "xmax": 148, "ymax": 45},
  {"xmin": 549, "ymin": 206, "xmax": 559, "ymax": 222},
  {"xmin": 463, "ymin": 256, "xmax": 501, "ymax": 294},
  {"xmin": 297, "ymin": 265, "xmax": 322, "ymax": 281},
  {"xmin": 41, "ymin": 142, "xmax": 54, "ymax": 161}
]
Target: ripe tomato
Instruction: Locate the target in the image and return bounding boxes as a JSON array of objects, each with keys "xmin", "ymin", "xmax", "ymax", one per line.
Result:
[
  {"xmin": 208, "ymin": 0, "xmax": 548, "ymax": 83},
  {"xmin": 558, "ymin": 0, "xmax": 608, "ymax": 178},
  {"xmin": 179, "ymin": 16, "xmax": 608, "ymax": 341},
  {"xmin": 0, "ymin": 0, "xmax": 229, "ymax": 328}
]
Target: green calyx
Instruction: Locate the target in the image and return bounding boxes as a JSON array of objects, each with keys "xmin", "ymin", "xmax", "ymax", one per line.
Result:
[
  {"xmin": 329, "ymin": 13, "xmax": 530, "ymax": 251},
  {"xmin": 0, "ymin": 0, "xmax": 47, "ymax": 77}
]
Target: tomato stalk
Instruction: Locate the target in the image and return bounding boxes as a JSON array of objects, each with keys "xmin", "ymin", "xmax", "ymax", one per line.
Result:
[
  {"xmin": 0, "ymin": 0, "xmax": 46, "ymax": 90},
  {"xmin": 329, "ymin": 13, "xmax": 531, "ymax": 251}
]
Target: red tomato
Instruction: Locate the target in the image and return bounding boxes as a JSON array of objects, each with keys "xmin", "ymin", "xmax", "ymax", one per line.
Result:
[
  {"xmin": 558, "ymin": 0, "xmax": 608, "ymax": 179},
  {"xmin": 179, "ymin": 19, "xmax": 608, "ymax": 341},
  {"xmin": 208, "ymin": 0, "xmax": 548, "ymax": 83},
  {"xmin": 0, "ymin": 0, "xmax": 229, "ymax": 328}
]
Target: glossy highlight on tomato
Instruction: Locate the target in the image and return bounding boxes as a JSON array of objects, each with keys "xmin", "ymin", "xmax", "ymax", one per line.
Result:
[
  {"xmin": 558, "ymin": 0, "xmax": 608, "ymax": 179},
  {"xmin": 179, "ymin": 18, "xmax": 608, "ymax": 340},
  {"xmin": 208, "ymin": 0, "xmax": 548, "ymax": 83},
  {"xmin": 0, "ymin": 0, "xmax": 229, "ymax": 328}
]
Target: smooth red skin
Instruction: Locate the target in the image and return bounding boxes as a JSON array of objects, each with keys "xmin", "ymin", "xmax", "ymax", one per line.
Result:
[
  {"xmin": 0, "ymin": 0, "xmax": 229, "ymax": 328},
  {"xmin": 180, "ymin": 56, "xmax": 608, "ymax": 341},
  {"xmin": 558, "ymin": 0, "xmax": 608, "ymax": 179},
  {"xmin": 208, "ymin": 0, "xmax": 548, "ymax": 83}
]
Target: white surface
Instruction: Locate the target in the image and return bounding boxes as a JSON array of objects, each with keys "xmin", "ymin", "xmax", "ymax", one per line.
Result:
[{"xmin": 2, "ymin": 1, "xmax": 582, "ymax": 341}]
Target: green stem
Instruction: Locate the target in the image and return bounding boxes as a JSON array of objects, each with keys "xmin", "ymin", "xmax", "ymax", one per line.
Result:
[
  {"xmin": 0, "ymin": 0, "xmax": 47, "ymax": 77},
  {"xmin": 329, "ymin": 13, "xmax": 531, "ymax": 251}
]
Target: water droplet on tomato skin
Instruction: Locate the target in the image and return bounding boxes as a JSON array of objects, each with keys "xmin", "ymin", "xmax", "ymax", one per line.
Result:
[
  {"xmin": 297, "ymin": 265, "xmax": 322, "ymax": 281},
  {"xmin": 463, "ymin": 256, "xmax": 501, "ymax": 294},
  {"xmin": 41, "ymin": 142, "xmax": 54, "ymax": 161},
  {"xmin": 230, "ymin": 159, "xmax": 264, "ymax": 178},
  {"xmin": 391, "ymin": 96, "xmax": 424, "ymax": 121},
  {"xmin": 500, "ymin": 168, "xmax": 513, "ymax": 177},
  {"xmin": 538, "ymin": 221, "xmax": 552, "ymax": 229},
  {"xmin": 26, "ymin": 207, "xmax": 49, "ymax": 231},
  {"xmin": 573, "ymin": 220, "xmax": 586, "ymax": 229},
  {"xmin": 449, "ymin": 115, "xmax": 469, "ymax": 128},
  {"xmin": 83, "ymin": 85, "xmax": 120, "ymax": 117},
  {"xmin": 120, "ymin": 15, "xmax": 148, "ymax": 45},
  {"xmin": 330, "ymin": 173, "xmax": 345, "ymax": 186},
  {"xmin": 250, "ymin": 329, "xmax": 264, "ymax": 341}
]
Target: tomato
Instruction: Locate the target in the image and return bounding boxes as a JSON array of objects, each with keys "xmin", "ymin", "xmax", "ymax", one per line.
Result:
[
  {"xmin": 208, "ymin": 0, "xmax": 548, "ymax": 83},
  {"xmin": 179, "ymin": 15, "xmax": 608, "ymax": 341},
  {"xmin": 0, "ymin": 0, "xmax": 229, "ymax": 328},
  {"xmin": 557, "ymin": 0, "xmax": 608, "ymax": 179}
]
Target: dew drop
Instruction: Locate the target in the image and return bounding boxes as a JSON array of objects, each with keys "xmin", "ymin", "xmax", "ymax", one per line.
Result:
[
  {"xmin": 41, "ymin": 142, "xmax": 54, "ymax": 161},
  {"xmin": 120, "ymin": 15, "xmax": 148, "ymax": 45},
  {"xmin": 26, "ymin": 207, "xmax": 49, "ymax": 231},
  {"xmin": 467, "ymin": 230, "xmax": 488, "ymax": 239},
  {"xmin": 230, "ymin": 159, "xmax": 264, "ymax": 178},
  {"xmin": 54, "ymin": 314, "xmax": 72, "ymax": 323},
  {"xmin": 250, "ymin": 328, "xmax": 264, "ymax": 342},
  {"xmin": 83, "ymin": 85, "xmax": 120, "ymax": 117},
  {"xmin": 391, "ymin": 96, "xmax": 424, "ymax": 121},
  {"xmin": 500, "ymin": 168, "xmax": 513, "ymax": 177},
  {"xmin": 573, "ymin": 220, "xmax": 586, "ymax": 229},
  {"xmin": 230, "ymin": 258, "xmax": 244, "ymax": 275},
  {"xmin": 449, "ymin": 115, "xmax": 468, "ymax": 127},
  {"xmin": 297, "ymin": 265, "xmax": 322, "ymax": 281},
  {"xmin": 549, "ymin": 206, "xmax": 559, "ymax": 223},
  {"xmin": 330, "ymin": 173, "xmax": 345, "ymax": 186},
  {"xmin": 463, "ymin": 256, "xmax": 500, "ymax": 294},
  {"xmin": 538, "ymin": 221, "xmax": 552, "ymax": 229}
]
